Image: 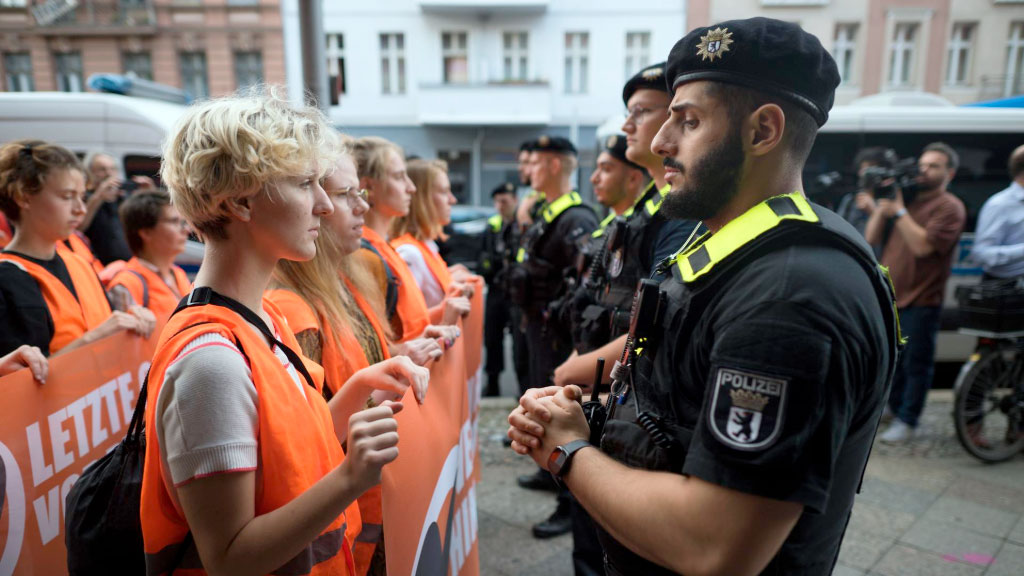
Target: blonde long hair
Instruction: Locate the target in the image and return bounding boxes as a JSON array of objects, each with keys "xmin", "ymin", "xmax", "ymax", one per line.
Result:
[{"xmin": 390, "ymin": 158, "xmax": 448, "ymax": 242}]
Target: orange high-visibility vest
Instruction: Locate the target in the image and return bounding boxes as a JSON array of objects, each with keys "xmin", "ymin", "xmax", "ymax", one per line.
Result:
[
  {"xmin": 0, "ymin": 247, "xmax": 111, "ymax": 354},
  {"xmin": 266, "ymin": 284, "xmax": 389, "ymax": 576},
  {"xmin": 140, "ymin": 299, "xmax": 356, "ymax": 576},
  {"xmin": 61, "ymin": 231, "xmax": 104, "ymax": 274},
  {"xmin": 361, "ymin": 227, "xmax": 430, "ymax": 342},
  {"xmin": 108, "ymin": 258, "xmax": 191, "ymax": 320},
  {"xmin": 389, "ymin": 233, "xmax": 453, "ymax": 294}
]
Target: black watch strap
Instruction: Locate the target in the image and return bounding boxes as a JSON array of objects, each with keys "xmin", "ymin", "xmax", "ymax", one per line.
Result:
[{"xmin": 551, "ymin": 439, "xmax": 593, "ymax": 479}]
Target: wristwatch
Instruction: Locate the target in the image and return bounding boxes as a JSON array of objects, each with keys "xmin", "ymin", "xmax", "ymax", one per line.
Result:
[
  {"xmin": 548, "ymin": 439, "xmax": 592, "ymax": 480},
  {"xmin": 893, "ymin": 207, "xmax": 907, "ymax": 220}
]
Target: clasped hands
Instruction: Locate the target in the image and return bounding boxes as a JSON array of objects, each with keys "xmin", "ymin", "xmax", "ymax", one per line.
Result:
[{"xmin": 507, "ymin": 385, "xmax": 591, "ymax": 471}]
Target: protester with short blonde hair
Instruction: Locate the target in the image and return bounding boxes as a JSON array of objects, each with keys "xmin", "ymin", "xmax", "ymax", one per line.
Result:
[{"xmin": 140, "ymin": 89, "xmax": 416, "ymax": 576}]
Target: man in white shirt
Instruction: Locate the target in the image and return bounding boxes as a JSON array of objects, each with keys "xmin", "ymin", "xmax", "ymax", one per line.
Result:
[{"xmin": 972, "ymin": 144, "xmax": 1024, "ymax": 280}]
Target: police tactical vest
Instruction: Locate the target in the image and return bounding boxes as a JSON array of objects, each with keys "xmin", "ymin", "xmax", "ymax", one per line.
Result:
[
  {"xmin": 508, "ymin": 192, "xmax": 589, "ymax": 308},
  {"xmin": 600, "ymin": 181, "xmax": 667, "ymax": 322},
  {"xmin": 597, "ymin": 192, "xmax": 903, "ymax": 575}
]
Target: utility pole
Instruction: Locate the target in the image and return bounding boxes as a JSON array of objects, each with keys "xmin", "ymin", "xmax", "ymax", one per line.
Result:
[{"xmin": 298, "ymin": 0, "xmax": 328, "ymax": 111}]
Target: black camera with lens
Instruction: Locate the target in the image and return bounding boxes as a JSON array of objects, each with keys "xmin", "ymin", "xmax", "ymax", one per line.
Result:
[{"xmin": 858, "ymin": 157, "xmax": 921, "ymax": 202}]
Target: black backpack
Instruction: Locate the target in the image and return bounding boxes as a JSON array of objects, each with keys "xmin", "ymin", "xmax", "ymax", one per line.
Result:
[{"xmin": 64, "ymin": 287, "xmax": 318, "ymax": 575}]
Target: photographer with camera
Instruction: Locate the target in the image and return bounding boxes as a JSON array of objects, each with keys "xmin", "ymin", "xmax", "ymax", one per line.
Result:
[
  {"xmin": 79, "ymin": 152, "xmax": 155, "ymax": 264},
  {"xmin": 835, "ymin": 147, "xmax": 897, "ymax": 237},
  {"xmin": 865, "ymin": 142, "xmax": 966, "ymax": 444}
]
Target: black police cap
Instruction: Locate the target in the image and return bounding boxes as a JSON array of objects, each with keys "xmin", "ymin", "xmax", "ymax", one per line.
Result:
[
  {"xmin": 622, "ymin": 61, "xmax": 669, "ymax": 106},
  {"xmin": 491, "ymin": 182, "xmax": 518, "ymax": 198},
  {"xmin": 665, "ymin": 17, "xmax": 840, "ymax": 126},
  {"xmin": 601, "ymin": 134, "xmax": 645, "ymax": 172},
  {"xmin": 519, "ymin": 140, "xmax": 537, "ymax": 153},
  {"xmin": 532, "ymin": 135, "xmax": 577, "ymax": 156}
]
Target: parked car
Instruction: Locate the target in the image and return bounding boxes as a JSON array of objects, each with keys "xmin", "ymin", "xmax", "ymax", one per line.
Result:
[{"xmin": 439, "ymin": 204, "xmax": 496, "ymax": 274}]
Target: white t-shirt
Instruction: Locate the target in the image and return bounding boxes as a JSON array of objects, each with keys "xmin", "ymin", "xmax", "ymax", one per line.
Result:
[
  {"xmin": 395, "ymin": 240, "xmax": 445, "ymax": 307},
  {"xmin": 155, "ymin": 327, "xmax": 305, "ymax": 495}
]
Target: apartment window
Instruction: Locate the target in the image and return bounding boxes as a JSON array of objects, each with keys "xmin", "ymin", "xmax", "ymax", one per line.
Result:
[
  {"xmin": 624, "ymin": 32, "xmax": 650, "ymax": 80},
  {"xmin": 179, "ymin": 51, "xmax": 208, "ymax": 99},
  {"xmin": 945, "ymin": 23, "xmax": 975, "ymax": 86},
  {"xmin": 122, "ymin": 51, "xmax": 153, "ymax": 81},
  {"xmin": 442, "ymin": 31, "xmax": 468, "ymax": 84},
  {"xmin": 326, "ymin": 33, "xmax": 346, "ymax": 105},
  {"xmin": 888, "ymin": 23, "xmax": 918, "ymax": 87},
  {"xmin": 564, "ymin": 32, "xmax": 588, "ymax": 94},
  {"xmin": 54, "ymin": 52, "xmax": 83, "ymax": 92},
  {"xmin": 833, "ymin": 24, "xmax": 858, "ymax": 84},
  {"xmin": 0, "ymin": 0, "xmax": 28, "ymax": 6},
  {"xmin": 1007, "ymin": 22, "xmax": 1024, "ymax": 96},
  {"xmin": 502, "ymin": 31, "xmax": 528, "ymax": 82},
  {"xmin": 380, "ymin": 33, "xmax": 406, "ymax": 95},
  {"xmin": 234, "ymin": 50, "xmax": 263, "ymax": 91},
  {"xmin": 3, "ymin": 52, "xmax": 33, "ymax": 92}
]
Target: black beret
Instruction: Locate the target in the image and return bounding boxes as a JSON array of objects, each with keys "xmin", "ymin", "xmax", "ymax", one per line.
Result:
[
  {"xmin": 622, "ymin": 61, "xmax": 669, "ymax": 106},
  {"xmin": 491, "ymin": 182, "xmax": 518, "ymax": 198},
  {"xmin": 601, "ymin": 134, "xmax": 645, "ymax": 172},
  {"xmin": 532, "ymin": 134, "xmax": 577, "ymax": 156},
  {"xmin": 666, "ymin": 17, "xmax": 840, "ymax": 126},
  {"xmin": 519, "ymin": 140, "xmax": 537, "ymax": 153}
]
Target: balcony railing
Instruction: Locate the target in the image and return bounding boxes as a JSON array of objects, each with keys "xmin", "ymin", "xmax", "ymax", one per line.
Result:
[
  {"xmin": 418, "ymin": 81, "xmax": 550, "ymax": 125},
  {"xmin": 32, "ymin": 0, "xmax": 156, "ymax": 34}
]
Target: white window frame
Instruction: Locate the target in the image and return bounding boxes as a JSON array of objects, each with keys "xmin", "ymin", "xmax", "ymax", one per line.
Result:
[
  {"xmin": 442, "ymin": 31, "xmax": 468, "ymax": 85},
  {"xmin": 54, "ymin": 51, "xmax": 83, "ymax": 93},
  {"xmin": 502, "ymin": 31, "xmax": 528, "ymax": 82},
  {"xmin": 179, "ymin": 51, "xmax": 209, "ymax": 99},
  {"xmin": 326, "ymin": 33, "xmax": 345, "ymax": 105},
  {"xmin": 4, "ymin": 52, "xmax": 33, "ymax": 91},
  {"xmin": 564, "ymin": 32, "xmax": 588, "ymax": 95},
  {"xmin": 380, "ymin": 32, "xmax": 406, "ymax": 95},
  {"xmin": 832, "ymin": 23, "xmax": 858, "ymax": 85},
  {"xmin": 1006, "ymin": 22, "xmax": 1024, "ymax": 96},
  {"xmin": 888, "ymin": 22, "xmax": 918, "ymax": 88},
  {"xmin": 945, "ymin": 22, "xmax": 974, "ymax": 86},
  {"xmin": 624, "ymin": 31, "xmax": 651, "ymax": 81}
]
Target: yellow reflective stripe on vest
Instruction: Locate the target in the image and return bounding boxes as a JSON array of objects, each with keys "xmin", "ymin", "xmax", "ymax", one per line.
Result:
[
  {"xmin": 516, "ymin": 247, "xmax": 526, "ymax": 263},
  {"xmin": 623, "ymin": 181, "xmax": 657, "ymax": 218},
  {"xmin": 878, "ymin": 264, "xmax": 907, "ymax": 346},
  {"xmin": 541, "ymin": 191, "xmax": 583, "ymax": 223},
  {"xmin": 675, "ymin": 192, "xmax": 818, "ymax": 283},
  {"xmin": 644, "ymin": 183, "xmax": 670, "ymax": 217},
  {"xmin": 488, "ymin": 214, "xmax": 503, "ymax": 233},
  {"xmin": 592, "ymin": 212, "xmax": 616, "ymax": 238}
]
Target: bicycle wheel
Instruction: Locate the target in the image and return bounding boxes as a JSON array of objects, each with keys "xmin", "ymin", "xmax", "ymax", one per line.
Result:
[{"xmin": 953, "ymin": 350, "xmax": 1024, "ymax": 463}]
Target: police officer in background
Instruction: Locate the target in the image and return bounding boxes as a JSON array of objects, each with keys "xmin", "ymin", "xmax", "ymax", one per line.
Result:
[
  {"xmin": 508, "ymin": 135, "xmax": 598, "ymax": 538},
  {"xmin": 553, "ymin": 62, "xmax": 696, "ymax": 390},
  {"xmin": 509, "ymin": 18, "xmax": 900, "ymax": 575},
  {"xmin": 505, "ymin": 139, "xmax": 539, "ymax": 396},
  {"xmin": 482, "ymin": 182, "xmax": 518, "ymax": 396}
]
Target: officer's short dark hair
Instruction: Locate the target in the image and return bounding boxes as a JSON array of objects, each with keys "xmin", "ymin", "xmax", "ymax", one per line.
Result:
[
  {"xmin": 923, "ymin": 142, "xmax": 959, "ymax": 172},
  {"xmin": 1010, "ymin": 146, "xmax": 1024, "ymax": 180},
  {"xmin": 853, "ymin": 147, "xmax": 896, "ymax": 171},
  {"xmin": 703, "ymin": 82, "xmax": 818, "ymax": 165},
  {"xmin": 120, "ymin": 190, "xmax": 171, "ymax": 255}
]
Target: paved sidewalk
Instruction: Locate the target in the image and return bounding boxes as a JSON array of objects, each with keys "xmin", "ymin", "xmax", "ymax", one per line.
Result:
[{"xmin": 476, "ymin": 390, "xmax": 1024, "ymax": 576}]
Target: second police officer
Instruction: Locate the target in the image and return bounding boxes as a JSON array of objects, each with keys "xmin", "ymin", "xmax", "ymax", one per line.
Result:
[{"xmin": 509, "ymin": 18, "xmax": 902, "ymax": 576}]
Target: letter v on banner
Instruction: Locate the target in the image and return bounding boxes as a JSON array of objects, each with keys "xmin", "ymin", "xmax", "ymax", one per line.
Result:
[{"xmin": 0, "ymin": 328, "xmax": 160, "ymax": 575}]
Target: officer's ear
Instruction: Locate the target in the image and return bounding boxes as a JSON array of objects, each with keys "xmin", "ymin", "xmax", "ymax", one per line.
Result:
[{"xmin": 746, "ymin": 103, "xmax": 785, "ymax": 158}]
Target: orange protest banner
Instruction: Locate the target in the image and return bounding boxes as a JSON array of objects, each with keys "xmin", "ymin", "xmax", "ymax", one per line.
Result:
[
  {"xmin": 0, "ymin": 331, "xmax": 157, "ymax": 576},
  {"xmin": 383, "ymin": 282, "xmax": 484, "ymax": 576}
]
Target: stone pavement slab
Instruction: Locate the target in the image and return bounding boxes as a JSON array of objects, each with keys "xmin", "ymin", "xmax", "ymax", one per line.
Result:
[
  {"xmin": 872, "ymin": 545, "xmax": 985, "ymax": 576},
  {"xmin": 919, "ymin": 496, "xmax": 1019, "ymax": 538},
  {"xmin": 986, "ymin": 542, "xmax": 1024, "ymax": 576}
]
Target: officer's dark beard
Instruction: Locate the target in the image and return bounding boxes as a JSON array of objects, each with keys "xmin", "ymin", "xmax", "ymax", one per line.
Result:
[{"xmin": 660, "ymin": 121, "xmax": 745, "ymax": 222}]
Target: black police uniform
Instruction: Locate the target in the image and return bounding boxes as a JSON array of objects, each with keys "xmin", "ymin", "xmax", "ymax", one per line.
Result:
[
  {"xmin": 482, "ymin": 185, "xmax": 515, "ymax": 396},
  {"xmin": 591, "ymin": 19, "xmax": 902, "ymax": 576}
]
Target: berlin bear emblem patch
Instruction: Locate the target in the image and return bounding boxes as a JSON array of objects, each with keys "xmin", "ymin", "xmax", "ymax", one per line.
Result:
[{"xmin": 708, "ymin": 367, "xmax": 788, "ymax": 451}]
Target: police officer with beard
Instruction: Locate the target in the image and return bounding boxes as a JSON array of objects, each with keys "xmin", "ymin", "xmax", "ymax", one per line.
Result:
[{"xmin": 508, "ymin": 18, "xmax": 900, "ymax": 575}]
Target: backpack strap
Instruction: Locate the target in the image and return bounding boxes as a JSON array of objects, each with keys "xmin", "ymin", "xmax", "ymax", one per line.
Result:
[{"xmin": 360, "ymin": 238, "xmax": 399, "ymax": 320}]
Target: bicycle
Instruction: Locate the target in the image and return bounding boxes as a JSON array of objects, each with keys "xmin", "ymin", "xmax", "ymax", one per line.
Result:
[{"xmin": 951, "ymin": 280, "xmax": 1024, "ymax": 463}]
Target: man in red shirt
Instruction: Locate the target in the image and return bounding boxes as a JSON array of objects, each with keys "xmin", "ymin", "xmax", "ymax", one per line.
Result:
[{"xmin": 864, "ymin": 142, "xmax": 966, "ymax": 443}]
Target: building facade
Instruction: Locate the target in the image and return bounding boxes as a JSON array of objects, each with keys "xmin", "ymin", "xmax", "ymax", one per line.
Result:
[
  {"xmin": 282, "ymin": 0, "xmax": 686, "ymax": 205},
  {"xmin": 0, "ymin": 0, "xmax": 285, "ymax": 99},
  {"xmin": 688, "ymin": 0, "xmax": 1024, "ymax": 106}
]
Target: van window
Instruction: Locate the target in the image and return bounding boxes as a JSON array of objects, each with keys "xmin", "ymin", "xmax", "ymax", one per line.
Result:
[
  {"xmin": 123, "ymin": 154, "xmax": 163, "ymax": 187},
  {"xmin": 805, "ymin": 132, "xmax": 1020, "ymax": 232}
]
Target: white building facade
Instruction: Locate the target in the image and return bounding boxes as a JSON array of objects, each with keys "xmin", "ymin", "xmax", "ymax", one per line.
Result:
[{"xmin": 282, "ymin": 0, "xmax": 686, "ymax": 205}]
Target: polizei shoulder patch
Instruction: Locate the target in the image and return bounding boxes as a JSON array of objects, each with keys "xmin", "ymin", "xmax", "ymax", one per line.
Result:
[{"xmin": 708, "ymin": 367, "xmax": 788, "ymax": 451}]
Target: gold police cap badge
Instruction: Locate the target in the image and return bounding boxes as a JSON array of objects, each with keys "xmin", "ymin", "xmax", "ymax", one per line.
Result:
[
  {"xmin": 538, "ymin": 135, "xmax": 551, "ymax": 147},
  {"xmin": 641, "ymin": 67, "xmax": 663, "ymax": 80},
  {"xmin": 696, "ymin": 27, "xmax": 734, "ymax": 62},
  {"xmin": 606, "ymin": 135, "xmax": 618, "ymax": 149},
  {"xmin": 505, "ymin": 182, "xmax": 515, "ymax": 192}
]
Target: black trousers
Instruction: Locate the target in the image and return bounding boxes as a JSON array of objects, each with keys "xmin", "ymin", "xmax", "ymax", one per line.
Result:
[
  {"xmin": 484, "ymin": 285, "xmax": 510, "ymax": 380},
  {"xmin": 510, "ymin": 306, "xmax": 531, "ymax": 396},
  {"xmin": 524, "ymin": 312, "xmax": 572, "ymax": 393},
  {"xmin": 571, "ymin": 494, "xmax": 604, "ymax": 576}
]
